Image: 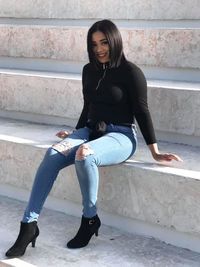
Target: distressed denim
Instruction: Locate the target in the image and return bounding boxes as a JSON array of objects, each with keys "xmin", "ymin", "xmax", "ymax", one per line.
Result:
[{"xmin": 22, "ymin": 124, "xmax": 137, "ymax": 222}]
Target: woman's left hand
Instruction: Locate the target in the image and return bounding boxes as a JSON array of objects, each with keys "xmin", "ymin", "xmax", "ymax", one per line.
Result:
[
  {"xmin": 148, "ymin": 143, "xmax": 183, "ymax": 162},
  {"xmin": 153, "ymin": 152, "xmax": 183, "ymax": 162}
]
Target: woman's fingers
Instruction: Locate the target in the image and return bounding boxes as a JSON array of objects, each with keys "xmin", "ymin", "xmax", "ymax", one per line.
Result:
[
  {"xmin": 164, "ymin": 153, "xmax": 183, "ymax": 162},
  {"xmin": 56, "ymin": 131, "xmax": 70, "ymax": 139},
  {"xmin": 154, "ymin": 153, "xmax": 183, "ymax": 162}
]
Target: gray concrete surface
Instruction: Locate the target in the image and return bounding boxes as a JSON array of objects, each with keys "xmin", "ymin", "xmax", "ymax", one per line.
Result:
[{"xmin": 1, "ymin": 196, "xmax": 200, "ymax": 267}]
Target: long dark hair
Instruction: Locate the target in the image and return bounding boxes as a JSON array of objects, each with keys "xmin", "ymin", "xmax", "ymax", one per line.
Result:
[{"xmin": 87, "ymin": 19, "xmax": 126, "ymax": 68}]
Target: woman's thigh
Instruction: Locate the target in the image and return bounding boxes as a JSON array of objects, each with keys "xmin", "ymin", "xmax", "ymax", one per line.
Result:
[
  {"xmin": 87, "ymin": 126, "xmax": 137, "ymax": 166},
  {"xmin": 52, "ymin": 127, "xmax": 90, "ymax": 164}
]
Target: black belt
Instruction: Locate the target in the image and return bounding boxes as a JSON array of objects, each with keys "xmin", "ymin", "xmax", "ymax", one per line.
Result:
[
  {"xmin": 86, "ymin": 120, "xmax": 133, "ymax": 129},
  {"xmin": 112, "ymin": 123, "xmax": 137, "ymax": 132},
  {"xmin": 113, "ymin": 123, "xmax": 133, "ymax": 128}
]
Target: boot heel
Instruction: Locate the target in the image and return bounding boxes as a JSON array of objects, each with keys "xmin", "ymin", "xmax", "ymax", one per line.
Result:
[
  {"xmin": 32, "ymin": 237, "xmax": 37, "ymax": 247},
  {"xmin": 95, "ymin": 230, "xmax": 99, "ymax": 237}
]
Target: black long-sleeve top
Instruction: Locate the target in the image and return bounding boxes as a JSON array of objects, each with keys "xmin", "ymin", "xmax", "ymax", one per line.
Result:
[{"xmin": 76, "ymin": 60, "xmax": 156, "ymax": 145}]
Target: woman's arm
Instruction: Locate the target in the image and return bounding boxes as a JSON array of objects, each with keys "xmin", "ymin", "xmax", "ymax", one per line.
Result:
[
  {"xmin": 75, "ymin": 99, "xmax": 89, "ymax": 129},
  {"xmin": 75, "ymin": 65, "xmax": 90, "ymax": 129},
  {"xmin": 126, "ymin": 63, "xmax": 156, "ymax": 145},
  {"xmin": 126, "ymin": 63, "xmax": 182, "ymax": 162}
]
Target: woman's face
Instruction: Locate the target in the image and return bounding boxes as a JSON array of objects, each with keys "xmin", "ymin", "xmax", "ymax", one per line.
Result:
[{"xmin": 92, "ymin": 31, "xmax": 110, "ymax": 63}]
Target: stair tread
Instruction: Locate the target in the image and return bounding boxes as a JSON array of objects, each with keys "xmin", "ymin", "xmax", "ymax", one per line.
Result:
[
  {"xmin": 1, "ymin": 68, "xmax": 200, "ymax": 90},
  {"xmin": 0, "ymin": 117, "xmax": 199, "ymax": 176}
]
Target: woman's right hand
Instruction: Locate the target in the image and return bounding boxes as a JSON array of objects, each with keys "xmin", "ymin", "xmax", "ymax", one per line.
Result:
[{"xmin": 56, "ymin": 130, "xmax": 70, "ymax": 139}]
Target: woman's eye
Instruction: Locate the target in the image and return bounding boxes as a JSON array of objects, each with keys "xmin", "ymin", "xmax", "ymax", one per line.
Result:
[{"xmin": 102, "ymin": 41, "xmax": 108, "ymax": 45}]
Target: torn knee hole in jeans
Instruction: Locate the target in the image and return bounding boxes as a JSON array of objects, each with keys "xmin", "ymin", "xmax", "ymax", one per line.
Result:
[
  {"xmin": 75, "ymin": 144, "xmax": 94, "ymax": 161},
  {"xmin": 52, "ymin": 141, "xmax": 73, "ymax": 156}
]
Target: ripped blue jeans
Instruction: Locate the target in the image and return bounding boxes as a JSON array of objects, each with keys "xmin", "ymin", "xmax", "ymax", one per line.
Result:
[{"xmin": 22, "ymin": 124, "xmax": 137, "ymax": 222}]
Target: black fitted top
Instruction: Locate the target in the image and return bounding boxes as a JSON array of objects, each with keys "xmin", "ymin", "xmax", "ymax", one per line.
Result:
[{"xmin": 76, "ymin": 60, "xmax": 156, "ymax": 145}]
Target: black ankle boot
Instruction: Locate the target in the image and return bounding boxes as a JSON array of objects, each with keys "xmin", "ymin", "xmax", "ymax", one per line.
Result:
[
  {"xmin": 67, "ymin": 215, "xmax": 101, "ymax": 249},
  {"xmin": 5, "ymin": 221, "xmax": 39, "ymax": 257}
]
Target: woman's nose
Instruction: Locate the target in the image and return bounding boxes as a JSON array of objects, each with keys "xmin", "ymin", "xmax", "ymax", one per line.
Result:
[{"xmin": 96, "ymin": 45, "xmax": 102, "ymax": 52}]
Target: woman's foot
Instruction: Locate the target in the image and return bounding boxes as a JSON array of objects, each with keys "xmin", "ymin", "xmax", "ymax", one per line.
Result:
[
  {"xmin": 67, "ymin": 215, "xmax": 101, "ymax": 249},
  {"xmin": 5, "ymin": 221, "xmax": 39, "ymax": 257}
]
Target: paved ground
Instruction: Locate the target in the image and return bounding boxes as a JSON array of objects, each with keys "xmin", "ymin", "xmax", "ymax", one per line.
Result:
[{"xmin": 1, "ymin": 196, "xmax": 200, "ymax": 267}]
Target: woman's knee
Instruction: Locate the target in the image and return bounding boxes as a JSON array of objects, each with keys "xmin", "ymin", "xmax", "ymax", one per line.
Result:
[
  {"xmin": 45, "ymin": 147, "xmax": 59, "ymax": 158},
  {"xmin": 75, "ymin": 144, "xmax": 94, "ymax": 161},
  {"xmin": 42, "ymin": 147, "xmax": 66, "ymax": 167}
]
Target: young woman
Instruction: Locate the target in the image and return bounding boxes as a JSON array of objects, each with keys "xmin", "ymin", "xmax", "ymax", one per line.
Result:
[{"xmin": 6, "ymin": 19, "xmax": 182, "ymax": 257}]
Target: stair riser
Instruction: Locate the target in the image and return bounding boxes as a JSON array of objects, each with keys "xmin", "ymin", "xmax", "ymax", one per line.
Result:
[
  {"xmin": 1, "ymin": 140, "xmax": 199, "ymax": 237},
  {"xmin": 0, "ymin": 73, "xmax": 199, "ymax": 138},
  {"xmin": 0, "ymin": 74, "xmax": 82, "ymax": 122},
  {"xmin": 148, "ymin": 87, "xmax": 200, "ymax": 137},
  {"xmin": 0, "ymin": 26, "xmax": 199, "ymax": 69}
]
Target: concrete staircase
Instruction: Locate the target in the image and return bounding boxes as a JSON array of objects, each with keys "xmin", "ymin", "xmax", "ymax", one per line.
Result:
[{"xmin": 0, "ymin": 0, "xmax": 200, "ymax": 262}]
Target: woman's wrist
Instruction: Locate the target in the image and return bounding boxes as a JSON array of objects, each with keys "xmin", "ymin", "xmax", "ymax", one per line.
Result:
[{"xmin": 148, "ymin": 143, "xmax": 160, "ymax": 158}]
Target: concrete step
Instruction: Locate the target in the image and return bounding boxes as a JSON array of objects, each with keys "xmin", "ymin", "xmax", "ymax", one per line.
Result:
[
  {"xmin": 1, "ymin": 196, "xmax": 200, "ymax": 267},
  {"xmin": 147, "ymin": 80, "xmax": 200, "ymax": 145},
  {"xmin": 0, "ymin": 0, "xmax": 199, "ymax": 20},
  {"xmin": 0, "ymin": 21, "xmax": 199, "ymax": 69},
  {"xmin": 0, "ymin": 69, "xmax": 199, "ymax": 146},
  {"xmin": 0, "ymin": 118, "xmax": 200, "ymax": 253},
  {"xmin": 0, "ymin": 69, "xmax": 82, "ymax": 127}
]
